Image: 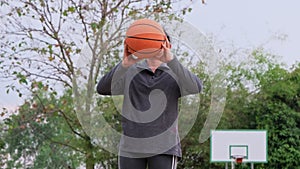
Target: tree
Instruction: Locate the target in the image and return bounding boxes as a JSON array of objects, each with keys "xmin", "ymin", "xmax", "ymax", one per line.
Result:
[
  {"xmin": 221, "ymin": 50, "xmax": 300, "ymax": 169},
  {"xmin": 0, "ymin": 0, "xmax": 198, "ymax": 168},
  {"xmin": 177, "ymin": 47, "xmax": 299, "ymax": 168},
  {"xmin": 248, "ymin": 63, "xmax": 300, "ymax": 169},
  {"xmin": 0, "ymin": 121, "xmax": 7, "ymax": 168},
  {"xmin": 2, "ymin": 88, "xmax": 83, "ymax": 168},
  {"xmin": 220, "ymin": 49, "xmax": 300, "ymax": 168}
]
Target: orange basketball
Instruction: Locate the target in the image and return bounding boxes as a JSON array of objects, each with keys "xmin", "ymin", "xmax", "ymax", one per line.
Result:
[{"xmin": 125, "ymin": 19, "xmax": 169, "ymax": 59}]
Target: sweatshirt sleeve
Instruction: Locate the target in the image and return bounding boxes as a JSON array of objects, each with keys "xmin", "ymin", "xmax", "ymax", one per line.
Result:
[
  {"xmin": 167, "ymin": 57, "xmax": 203, "ymax": 96},
  {"xmin": 96, "ymin": 62, "xmax": 128, "ymax": 95}
]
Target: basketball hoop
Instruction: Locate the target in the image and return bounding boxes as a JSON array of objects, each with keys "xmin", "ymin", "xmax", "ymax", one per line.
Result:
[{"xmin": 231, "ymin": 155, "xmax": 245, "ymax": 164}]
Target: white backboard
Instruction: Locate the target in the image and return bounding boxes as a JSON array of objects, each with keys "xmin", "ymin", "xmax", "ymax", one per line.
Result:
[{"xmin": 210, "ymin": 130, "xmax": 267, "ymax": 163}]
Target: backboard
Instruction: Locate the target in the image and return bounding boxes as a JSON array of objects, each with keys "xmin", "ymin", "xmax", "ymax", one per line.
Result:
[{"xmin": 210, "ymin": 130, "xmax": 267, "ymax": 163}]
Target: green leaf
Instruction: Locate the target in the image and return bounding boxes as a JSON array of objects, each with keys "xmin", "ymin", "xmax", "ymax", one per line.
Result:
[
  {"xmin": 91, "ymin": 22, "xmax": 97, "ymax": 32},
  {"xmin": 16, "ymin": 8, "xmax": 22, "ymax": 17},
  {"xmin": 68, "ymin": 6, "xmax": 76, "ymax": 13},
  {"xmin": 48, "ymin": 44, "xmax": 53, "ymax": 54},
  {"xmin": 63, "ymin": 10, "xmax": 68, "ymax": 16},
  {"xmin": 19, "ymin": 78, "xmax": 28, "ymax": 85}
]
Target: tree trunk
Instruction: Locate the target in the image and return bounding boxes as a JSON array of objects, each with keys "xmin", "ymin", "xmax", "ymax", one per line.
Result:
[{"xmin": 85, "ymin": 139, "xmax": 95, "ymax": 169}]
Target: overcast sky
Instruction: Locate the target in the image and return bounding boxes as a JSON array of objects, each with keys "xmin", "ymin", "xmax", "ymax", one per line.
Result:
[
  {"xmin": 185, "ymin": 0, "xmax": 299, "ymax": 66},
  {"xmin": 1, "ymin": 0, "xmax": 300, "ymax": 116}
]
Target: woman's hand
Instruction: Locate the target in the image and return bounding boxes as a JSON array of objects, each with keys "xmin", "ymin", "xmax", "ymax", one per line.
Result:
[
  {"xmin": 122, "ymin": 43, "xmax": 142, "ymax": 68},
  {"xmin": 155, "ymin": 42, "xmax": 174, "ymax": 63}
]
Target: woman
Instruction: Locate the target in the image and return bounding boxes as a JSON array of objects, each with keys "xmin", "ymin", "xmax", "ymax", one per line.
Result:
[{"xmin": 97, "ymin": 25, "xmax": 202, "ymax": 169}]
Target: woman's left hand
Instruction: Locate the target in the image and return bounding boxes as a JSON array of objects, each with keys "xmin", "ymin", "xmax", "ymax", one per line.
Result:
[{"xmin": 155, "ymin": 43, "xmax": 174, "ymax": 63}]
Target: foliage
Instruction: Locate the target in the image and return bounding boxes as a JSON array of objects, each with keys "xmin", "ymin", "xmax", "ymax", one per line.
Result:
[
  {"xmin": 1, "ymin": 0, "xmax": 299, "ymax": 168},
  {"xmin": 0, "ymin": 0, "xmax": 196, "ymax": 168},
  {"xmin": 2, "ymin": 88, "xmax": 82, "ymax": 168},
  {"xmin": 249, "ymin": 64, "xmax": 300, "ymax": 169},
  {"xmin": 178, "ymin": 50, "xmax": 300, "ymax": 169}
]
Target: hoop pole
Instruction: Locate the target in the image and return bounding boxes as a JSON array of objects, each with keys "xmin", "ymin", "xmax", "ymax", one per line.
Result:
[
  {"xmin": 251, "ymin": 163, "xmax": 254, "ymax": 169},
  {"xmin": 225, "ymin": 163, "xmax": 228, "ymax": 169},
  {"xmin": 231, "ymin": 161, "xmax": 235, "ymax": 169}
]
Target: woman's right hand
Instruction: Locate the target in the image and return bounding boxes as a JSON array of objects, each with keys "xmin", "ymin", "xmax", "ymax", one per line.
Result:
[{"xmin": 122, "ymin": 43, "xmax": 141, "ymax": 68}]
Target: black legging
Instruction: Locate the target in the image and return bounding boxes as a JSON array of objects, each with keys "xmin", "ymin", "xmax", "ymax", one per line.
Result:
[{"xmin": 119, "ymin": 154, "xmax": 177, "ymax": 169}]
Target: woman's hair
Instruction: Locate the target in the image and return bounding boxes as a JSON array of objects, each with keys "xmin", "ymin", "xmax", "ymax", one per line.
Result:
[{"xmin": 164, "ymin": 29, "xmax": 171, "ymax": 43}]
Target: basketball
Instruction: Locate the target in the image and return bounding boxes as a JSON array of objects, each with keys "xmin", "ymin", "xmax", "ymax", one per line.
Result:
[{"xmin": 125, "ymin": 19, "xmax": 170, "ymax": 59}]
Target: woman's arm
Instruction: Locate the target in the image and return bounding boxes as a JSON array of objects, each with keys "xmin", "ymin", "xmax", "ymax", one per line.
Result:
[
  {"xmin": 96, "ymin": 62, "xmax": 128, "ymax": 95},
  {"xmin": 167, "ymin": 57, "xmax": 203, "ymax": 96}
]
